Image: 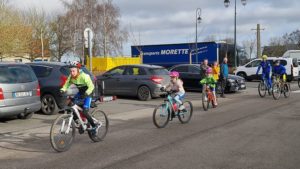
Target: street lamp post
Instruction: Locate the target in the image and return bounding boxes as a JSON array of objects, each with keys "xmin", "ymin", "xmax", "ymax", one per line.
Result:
[
  {"xmin": 224, "ymin": 0, "xmax": 246, "ymax": 67},
  {"xmin": 195, "ymin": 8, "xmax": 202, "ymax": 64}
]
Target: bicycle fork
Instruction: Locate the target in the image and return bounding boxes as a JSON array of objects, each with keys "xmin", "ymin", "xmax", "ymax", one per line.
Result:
[{"xmin": 60, "ymin": 115, "xmax": 73, "ymax": 134}]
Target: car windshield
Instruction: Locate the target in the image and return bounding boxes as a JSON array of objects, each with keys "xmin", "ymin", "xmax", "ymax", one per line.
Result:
[
  {"xmin": 149, "ymin": 68, "xmax": 169, "ymax": 75},
  {"xmin": 0, "ymin": 65, "xmax": 37, "ymax": 84}
]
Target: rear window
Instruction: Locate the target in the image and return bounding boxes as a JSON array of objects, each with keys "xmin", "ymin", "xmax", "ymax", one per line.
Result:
[
  {"xmin": 60, "ymin": 66, "xmax": 70, "ymax": 76},
  {"xmin": 149, "ymin": 68, "xmax": 169, "ymax": 75},
  {"xmin": 81, "ymin": 67, "xmax": 92, "ymax": 76},
  {"xmin": 0, "ymin": 65, "xmax": 37, "ymax": 84},
  {"xmin": 30, "ymin": 65, "xmax": 52, "ymax": 78}
]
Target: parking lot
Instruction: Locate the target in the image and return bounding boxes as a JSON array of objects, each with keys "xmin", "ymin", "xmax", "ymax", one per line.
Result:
[{"xmin": 1, "ymin": 81, "xmax": 300, "ymax": 169}]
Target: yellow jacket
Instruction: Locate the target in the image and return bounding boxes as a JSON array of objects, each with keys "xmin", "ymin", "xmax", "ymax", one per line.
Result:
[{"xmin": 212, "ymin": 65, "xmax": 220, "ymax": 81}]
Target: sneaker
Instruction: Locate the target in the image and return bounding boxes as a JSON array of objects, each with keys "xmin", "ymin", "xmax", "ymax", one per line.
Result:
[
  {"xmin": 179, "ymin": 105, "xmax": 185, "ymax": 111},
  {"xmin": 90, "ymin": 124, "xmax": 100, "ymax": 135}
]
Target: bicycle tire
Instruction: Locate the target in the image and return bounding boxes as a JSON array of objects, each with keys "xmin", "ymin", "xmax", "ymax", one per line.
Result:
[
  {"xmin": 88, "ymin": 109, "xmax": 109, "ymax": 142},
  {"xmin": 272, "ymin": 83, "xmax": 281, "ymax": 100},
  {"xmin": 258, "ymin": 81, "xmax": 267, "ymax": 98},
  {"xmin": 283, "ymin": 83, "xmax": 290, "ymax": 98},
  {"xmin": 153, "ymin": 104, "xmax": 170, "ymax": 128},
  {"xmin": 50, "ymin": 114, "xmax": 76, "ymax": 152},
  {"xmin": 202, "ymin": 89, "xmax": 209, "ymax": 111},
  {"xmin": 178, "ymin": 101, "xmax": 193, "ymax": 124}
]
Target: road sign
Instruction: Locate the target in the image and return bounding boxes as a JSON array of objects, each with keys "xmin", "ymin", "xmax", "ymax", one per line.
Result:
[{"xmin": 84, "ymin": 28, "xmax": 93, "ymax": 40}]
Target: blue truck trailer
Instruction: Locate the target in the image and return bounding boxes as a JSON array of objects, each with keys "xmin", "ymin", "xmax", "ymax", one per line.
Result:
[{"xmin": 131, "ymin": 42, "xmax": 248, "ymax": 68}]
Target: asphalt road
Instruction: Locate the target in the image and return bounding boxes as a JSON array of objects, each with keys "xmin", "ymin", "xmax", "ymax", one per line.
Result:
[{"xmin": 1, "ymin": 82, "xmax": 300, "ymax": 169}]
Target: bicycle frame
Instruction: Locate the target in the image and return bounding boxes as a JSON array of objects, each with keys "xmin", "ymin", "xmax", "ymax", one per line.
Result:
[
  {"xmin": 165, "ymin": 94, "xmax": 176, "ymax": 114},
  {"xmin": 61, "ymin": 99, "xmax": 90, "ymax": 134}
]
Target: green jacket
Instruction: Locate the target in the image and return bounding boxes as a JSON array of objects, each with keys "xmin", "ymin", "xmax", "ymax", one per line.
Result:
[
  {"xmin": 61, "ymin": 72, "xmax": 95, "ymax": 96},
  {"xmin": 200, "ymin": 76, "xmax": 216, "ymax": 88}
]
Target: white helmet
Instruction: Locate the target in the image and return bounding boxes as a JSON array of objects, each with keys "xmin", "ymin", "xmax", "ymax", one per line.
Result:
[{"xmin": 69, "ymin": 61, "xmax": 81, "ymax": 68}]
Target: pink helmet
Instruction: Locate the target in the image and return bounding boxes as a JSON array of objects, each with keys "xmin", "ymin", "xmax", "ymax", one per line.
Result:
[
  {"xmin": 206, "ymin": 67, "xmax": 213, "ymax": 74},
  {"xmin": 169, "ymin": 71, "xmax": 179, "ymax": 77}
]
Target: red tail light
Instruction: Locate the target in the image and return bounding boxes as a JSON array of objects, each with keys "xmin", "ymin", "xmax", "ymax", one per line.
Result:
[
  {"xmin": 151, "ymin": 76, "xmax": 163, "ymax": 84},
  {"xmin": 60, "ymin": 75, "xmax": 68, "ymax": 87},
  {"xmin": 0, "ymin": 88, "xmax": 4, "ymax": 100},
  {"xmin": 37, "ymin": 84, "xmax": 41, "ymax": 96}
]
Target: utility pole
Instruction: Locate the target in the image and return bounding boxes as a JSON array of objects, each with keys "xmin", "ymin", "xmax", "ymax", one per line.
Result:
[{"xmin": 251, "ymin": 24, "xmax": 265, "ymax": 58}]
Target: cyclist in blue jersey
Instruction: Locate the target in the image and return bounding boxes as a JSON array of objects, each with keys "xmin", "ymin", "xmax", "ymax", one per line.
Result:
[{"xmin": 256, "ymin": 55, "xmax": 272, "ymax": 89}]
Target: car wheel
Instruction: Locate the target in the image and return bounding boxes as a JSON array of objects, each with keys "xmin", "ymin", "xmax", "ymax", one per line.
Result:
[
  {"xmin": 137, "ymin": 86, "xmax": 151, "ymax": 101},
  {"xmin": 41, "ymin": 94, "xmax": 59, "ymax": 115},
  {"xmin": 17, "ymin": 112, "xmax": 34, "ymax": 119}
]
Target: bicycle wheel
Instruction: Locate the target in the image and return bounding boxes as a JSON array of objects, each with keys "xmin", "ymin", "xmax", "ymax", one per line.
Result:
[
  {"xmin": 50, "ymin": 114, "xmax": 76, "ymax": 152},
  {"xmin": 178, "ymin": 101, "xmax": 193, "ymax": 124},
  {"xmin": 283, "ymin": 83, "xmax": 290, "ymax": 98},
  {"xmin": 272, "ymin": 83, "xmax": 281, "ymax": 100},
  {"xmin": 258, "ymin": 81, "xmax": 267, "ymax": 98},
  {"xmin": 202, "ymin": 90, "xmax": 209, "ymax": 111},
  {"xmin": 88, "ymin": 109, "xmax": 109, "ymax": 142},
  {"xmin": 153, "ymin": 104, "xmax": 170, "ymax": 128}
]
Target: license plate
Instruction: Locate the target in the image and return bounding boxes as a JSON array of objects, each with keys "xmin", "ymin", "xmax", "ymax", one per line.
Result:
[{"xmin": 14, "ymin": 91, "xmax": 32, "ymax": 98}]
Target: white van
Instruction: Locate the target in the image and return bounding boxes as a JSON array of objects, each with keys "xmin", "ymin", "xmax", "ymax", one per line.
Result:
[
  {"xmin": 282, "ymin": 50, "xmax": 300, "ymax": 64},
  {"xmin": 235, "ymin": 57, "xmax": 299, "ymax": 81}
]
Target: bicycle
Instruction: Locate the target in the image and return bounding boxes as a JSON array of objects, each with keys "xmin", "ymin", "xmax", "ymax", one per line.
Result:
[
  {"xmin": 272, "ymin": 74, "xmax": 290, "ymax": 100},
  {"xmin": 202, "ymin": 84, "xmax": 217, "ymax": 111},
  {"xmin": 50, "ymin": 95, "xmax": 109, "ymax": 152},
  {"xmin": 153, "ymin": 90, "xmax": 193, "ymax": 128},
  {"xmin": 258, "ymin": 76, "xmax": 272, "ymax": 98}
]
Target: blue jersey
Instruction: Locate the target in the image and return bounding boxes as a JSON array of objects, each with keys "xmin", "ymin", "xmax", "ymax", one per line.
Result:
[
  {"xmin": 256, "ymin": 61, "xmax": 272, "ymax": 74},
  {"xmin": 273, "ymin": 65, "xmax": 286, "ymax": 75}
]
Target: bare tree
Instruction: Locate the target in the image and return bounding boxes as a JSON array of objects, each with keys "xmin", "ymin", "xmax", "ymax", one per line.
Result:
[
  {"xmin": 0, "ymin": 3, "xmax": 31, "ymax": 61},
  {"xmin": 23, "ymin": 7, "xmax": 50, "ymax": 61},
  {"xmin": 49, "ymin": 15, "xmax": 73, "ymax": 61},
  {"xmin": 59, "ymin": 0, "xmax": 128, "ymax": 58}
]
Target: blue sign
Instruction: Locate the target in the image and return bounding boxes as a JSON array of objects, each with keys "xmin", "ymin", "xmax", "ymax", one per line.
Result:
[{"xmin": 131, "ymin": 42, "xmax": 219, "ymax": 67}]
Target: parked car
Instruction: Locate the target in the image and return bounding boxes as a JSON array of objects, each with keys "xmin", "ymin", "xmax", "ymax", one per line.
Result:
[
  {"xmin": 235, "ymin": 57, "xmax": 299, "ymax": 81},
  {"xmin": 169, "ymin": 64, "xmax": 246, "ymax": 92},
  {"xmin": 96, "ymin": 64, "xmax": 171, "ymax": 101},
  {"xmin": 0, "ymin": 62, "xmax": 41, "ymax": 119},
  {"xmin": 27, "ymin": 62, "xmax": 98, "ymax": 115}
]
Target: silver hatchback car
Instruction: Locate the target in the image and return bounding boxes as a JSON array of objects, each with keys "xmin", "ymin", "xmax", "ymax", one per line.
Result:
[{"xmin": 0, "ymin": 63, "xmax": 41, "ymax": 119}]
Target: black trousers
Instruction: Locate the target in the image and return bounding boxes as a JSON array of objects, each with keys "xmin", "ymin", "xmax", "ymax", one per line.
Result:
[{"xmin": 220, "ymin": 78, "xmax": 227, "ymax": 95}]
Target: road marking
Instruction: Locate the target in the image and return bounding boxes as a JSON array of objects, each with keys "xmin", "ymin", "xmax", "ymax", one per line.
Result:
[{"xmin": 292, "ymin": 90, "xmax": 300, "ymax": 93}]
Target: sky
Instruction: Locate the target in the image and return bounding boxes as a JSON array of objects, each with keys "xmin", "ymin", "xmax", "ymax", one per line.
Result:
[{"xmin": 12, "ymin": 0, "xmax": 300, "ymax": 56}]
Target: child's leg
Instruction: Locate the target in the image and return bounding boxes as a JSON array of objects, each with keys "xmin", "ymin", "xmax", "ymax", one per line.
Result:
[{"xmin": 211, "ymin": 87, "xmax": 217, "ymax": 105}]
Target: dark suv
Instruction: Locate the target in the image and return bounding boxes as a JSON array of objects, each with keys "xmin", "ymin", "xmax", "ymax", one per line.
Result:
[{"xmin": 27, "ymin": 62, "xmax": 98, "ymax": 115}]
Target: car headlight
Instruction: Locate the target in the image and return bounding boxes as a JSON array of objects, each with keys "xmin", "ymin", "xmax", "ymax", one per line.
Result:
[{"xmin": 228, "ymin": 79, "xmax": 235, "ymax": 83}]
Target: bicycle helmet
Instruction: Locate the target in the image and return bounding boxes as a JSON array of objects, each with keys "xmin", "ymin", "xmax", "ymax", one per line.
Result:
[
  {"xmin": 69, "ymin": 61, "xmax": 82, "ymax": 69},
  {"xmin": 206, "ymin": 67, "xmax": 213, "ymax": 74},
  {"xmin": 169, "ymin": 71, "xmax": 179, "ymax": 77},
  {"xmin": 262, "ymin": 55, "xmax": 268, "ymax": 60}
]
